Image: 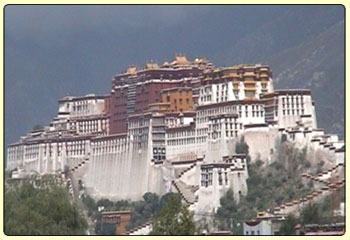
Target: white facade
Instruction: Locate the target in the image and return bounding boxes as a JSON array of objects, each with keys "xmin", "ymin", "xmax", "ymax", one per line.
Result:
[
  {"xmin": 263, "ymin": 90, "xmax": 317, "ymax": 129},
  {"xmin": 243, "ymin": 219, "xmax": 273, "ymax": 235},
  {"xmin": 58, "ymin": 94, "xmax": 106, "ymax": 118},
  {"xmin": 197, "ymin": 64, "xmax": 274, "ymax": 106},
  {"xmin": 198, "ymin": 78, "xmax": 274, "ymax": 105}
]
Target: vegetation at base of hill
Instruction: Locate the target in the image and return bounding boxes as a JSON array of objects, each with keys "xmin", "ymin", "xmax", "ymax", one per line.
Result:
[
  {"xmin": 215, "ymin": 189, "xmax": 245, "ymax": 235},
  {"xmin": 241, "ymin": 145, "xmax": 312, "ymax": 212},
  {"xmin": 4, "ymin": 175, "xmax": 88, "ymax": 235},
  {"xmin": 278, "ymin": 191, "xmax": 345, "ymax": 235},
  {"xmin": 216, "ymin": 140, "xmax": 330, "ymax": 234},
  {"xmin": 82, "ymin": 192, "xmax": 161, "ymax": 234},
  {"xmin": 150, "ymin": 192, "xmax": 199, "ymax": 235},
  {"xmin": 5, "ymin": 170, "xmax": 11, "ymax": 179},
  {"xmin": 82, "ymin": 192, "xmax": 198, "ymax": 235},
  {"xmin": 278, "ymin": 214, "xmax": 298, "ymax": 235}
]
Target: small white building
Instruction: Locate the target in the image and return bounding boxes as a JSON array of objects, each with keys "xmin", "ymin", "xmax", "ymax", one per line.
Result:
[{"xmin": 243, "ymin": 214, "xmax": 285, "ymax": 235}]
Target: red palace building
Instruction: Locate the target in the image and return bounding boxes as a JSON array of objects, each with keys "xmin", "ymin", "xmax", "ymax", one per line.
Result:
[{"xmin": 108, "ymin": 54, "xmax": 214, "ymax": 134}]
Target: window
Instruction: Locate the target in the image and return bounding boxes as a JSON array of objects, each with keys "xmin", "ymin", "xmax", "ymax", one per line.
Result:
[{"xmin": 201, "ymin": 168, "xmax": 213, "ymax": 187}]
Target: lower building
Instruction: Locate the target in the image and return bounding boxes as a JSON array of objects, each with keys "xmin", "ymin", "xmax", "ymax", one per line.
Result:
[
  {"xmin": 295, "ymin": 223, "xmax": 345, "ymax": 235},
  {"xmin": 101, "ymin": 211, "xmax": 131, "ymax": 235},
  {"xmin": 243, "ymin": 213, "xmax": 285, "ymax": 235}
]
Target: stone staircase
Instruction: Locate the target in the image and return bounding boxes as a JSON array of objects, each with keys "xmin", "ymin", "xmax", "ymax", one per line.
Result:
[
  {"xmin": 301, "ymin": 163, "xmax": 344, "ymax": 186},
  {"xmin": 274, "ymin": 178, "xmax": 344, "ymax": 216},
  {"xmin": 70, "ymin": 158, "xmax": 89, "ymax": 173},
  {"xmin": 125, "ymin": 221, "xmax": 153, "ymax": 235},
  {"xmin": 57, "ymin": 158, "xmax": 90, "ymax": 199},
  {"xmin": 176, "ymin": 162, "xmax": 197, "ymax": 179},
  {"xmin": 272, "ymin": 163, "xmax": 345, "ymax": 216},
  {"xmin": 172, "ymin": 179, "xmax": 198, "ymax": 205}
]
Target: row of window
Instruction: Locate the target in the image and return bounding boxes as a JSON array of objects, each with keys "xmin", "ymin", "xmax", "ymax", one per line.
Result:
[
  {"xmin": 218, "ymin": 171, "xmax": 229, "ymax": 186},
  {"xmin": 24, "ymin": 145, "xmax": 40, "ymax": 159},
  {"xmin": 200, "ymin": 95, "xmax": 212, "ymax": 102},
  {"xmin": 77, "ymin": 121, "xmax": 108, "ymax": 134},
  {"xmin": 167, "ymin": 137, "xmax": 196, "ymax": 146},
  {"xmin": 129, "ymin": 127, "xmax": 149, "ymax": 136},
  {"xmin": 281, "ymin": 95, "xmax": 304, "ymax": 103},
  {"xmin": 282, "ymin": 109, "xmax": 305, "ymax": 116},
  {"xmin": 91, "ymin": 139, "xmax": 127, "ymax": 147},
  {"xmin": 197, "ymin": 104, "xmax": 264, "ymax": 118},
  {"xmin": 92, "ymin": 144, "xmax": 127, "ymax": 154},
  {"xmin": 7, "ymin": 149, "xmax": 24, "ymax": 162},
  {"xmin": 246, "ymin": 230, "xmax": 260, "ymax": 235},
  {"xmin": 128, "ymin": 120, "xmax": 149, "ymax": 128},
  {"xmin": 196, "ymin": 128, "xmax": 208, "ymax": 136},
  {"xmin": 168, "ymin": 130, "xmax": 196, "ymax": 139}
]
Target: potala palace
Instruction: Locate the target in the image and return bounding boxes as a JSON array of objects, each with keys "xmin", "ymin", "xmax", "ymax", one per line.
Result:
[{"xmin": 6, "ymin": 55, "xmax": 345, "ymax": 227}]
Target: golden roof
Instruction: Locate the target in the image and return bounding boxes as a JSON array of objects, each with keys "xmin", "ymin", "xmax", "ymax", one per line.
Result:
[
  {"xmin": 171, "ymin": 54, "xmax": 190, "ymax": 65},
  {"xmin": 145, "ymin": 61, "xmax": 159, "ymax": 70},
  {"xmin": 194, "ymin": 57, "xmax": 207, "ymax": 63},
  {"xmin": 126, "ymin": 65, "xmax": 137, "ymax": 74}
]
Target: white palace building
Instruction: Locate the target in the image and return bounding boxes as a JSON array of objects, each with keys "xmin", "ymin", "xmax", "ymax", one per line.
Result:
[{"xmin": 6, "ymin": 56, "xmax": 344, "ymax": 222}]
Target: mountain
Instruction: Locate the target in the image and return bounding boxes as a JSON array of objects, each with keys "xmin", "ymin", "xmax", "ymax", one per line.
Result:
[
  {"xmin": 215, "ymin": 5, "xmax": 344, "ymax": 138},
  {"xmin": 270, "ymin": 20, "xmax": 344, "ymax": 138}
]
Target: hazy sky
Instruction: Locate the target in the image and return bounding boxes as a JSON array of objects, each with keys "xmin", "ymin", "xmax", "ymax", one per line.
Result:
[{"xmin": 4, "ymin": 5, "xmax": 343, "ymax": 148}]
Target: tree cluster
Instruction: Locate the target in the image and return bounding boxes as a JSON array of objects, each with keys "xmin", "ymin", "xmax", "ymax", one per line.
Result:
[
  {"xmin": 82, "ymin": 192, "xmax": 161, "ymax": 234},
  {"xmin": 215, "ymin": 189, "xmax": 244, "ymax": 234},
  {"xmin": 151, "ymin": 192, "xmax": 199, "ymax": 235},
  {"xmin": 81, "ymin": 191, "xmax": 198, "ymax": 235},
  {"xmin": 5, "ymin": 176, "xmax": 88, "ymax": 235}
]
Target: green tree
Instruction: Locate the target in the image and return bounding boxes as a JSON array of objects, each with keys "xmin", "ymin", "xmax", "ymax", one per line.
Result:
[
  {"xmin": 235, "ymin": 137, "xmax": 249, "ymax": 154},
  {"xmin": 300, "ymin": 203, "xmax": 320, "ymax": 224},
  {"xmin": 129, "ymin": 192, "xmax": 160, "ymax": 229},
  {"xmin": 235, "ymin": 137, "xmax": 251, "ymax": 162},
  {"xmin": 81, "ymin": 194, "xmax": 97, "ymax": 217},
  {"xmin": 5, "ymin": 176, "xmax": 87, "ymax": 235},
  {"xmin": 215, "ymin": 189, "xmax": 247, "ymax": 235},
  {"xmin": 216, "ymin": 189, "xmax": 237, "ymax": 230},
  {"xmin": 278, "ymin": 214, "xmax": 298, "ymax": 235},
  {"xmin": 150, "ymin": 193, "xmax": 198, "ymax": 235}
]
